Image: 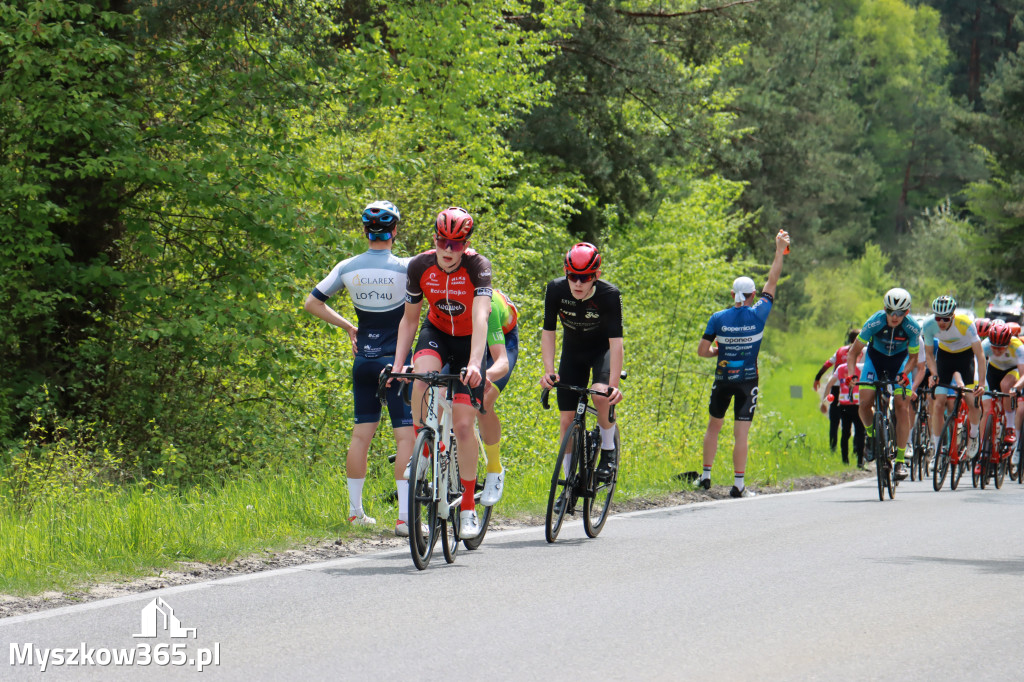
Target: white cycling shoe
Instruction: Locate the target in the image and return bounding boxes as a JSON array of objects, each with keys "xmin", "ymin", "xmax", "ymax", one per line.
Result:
[
  {"xmin": 480, "ymin": 468, "xmax": 505, "ymax": 506},
  {"xmin": 395, "ymin": 519, "xmax": 426, "ymax": 537},
  {"xmin": 459, "ymin": 510, "xmax": 481, "ymax": 539}
]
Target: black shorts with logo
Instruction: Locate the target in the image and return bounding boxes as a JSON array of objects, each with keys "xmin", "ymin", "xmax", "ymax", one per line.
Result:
[
  {"xmin": 413, "ymin": 320, "xmax": 484, "ymax": 405},
  {"xmin": 708, "ymin": 379, "xmax": 759, "ymax": 422}
]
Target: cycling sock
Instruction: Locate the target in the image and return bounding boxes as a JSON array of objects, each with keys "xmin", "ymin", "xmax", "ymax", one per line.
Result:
[
  {"xmin": 931, "ymin": 434, "xmax": 940, "ymax": 451},
  {"xmin": 866, "ymin": 424, "xmax": 874, "ymax": 438},
  {"xmin": 734, "ymin": 471, "xmax": 745, "ymax": 490},
  {"xmin": 701, "ymin": 466, "xmax": 711, "ymax": 482},
  {"xmin": 599, "ymin": 425, "xmax": 615, "ymax": 450},
  {"xmin": 347, "ymin": 477, "xmax": 365, "ymax": 517},
  {"xmin": 483, "ymin": 440, "xmax": 502, "ymax": 474},
  {"xmin": 970, "ymin": 423, "xmax": 979, "ymax": 438},
  {"xmin": 396, "ymin": 479, "xmax": 409, "ymax": 518},
  {"xmin": 461, "ymin": 479, "xmax": 477, "ymax": 511},
  {"xmin": 896, "ymin": 447, "xmax": 905, "ymax": 463}
]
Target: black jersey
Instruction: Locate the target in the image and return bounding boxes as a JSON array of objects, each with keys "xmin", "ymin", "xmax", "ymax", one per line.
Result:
[{"xmin": 542, "ymin": 278, "xmax": 624, "ymax": 350}]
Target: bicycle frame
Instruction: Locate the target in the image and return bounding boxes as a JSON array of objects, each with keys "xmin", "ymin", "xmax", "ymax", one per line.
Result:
[
  {"xmin": 932, "ymin": 383, "xmax": 972, "ymax": 492},
  {"xmin": 859, "ymin": 379, "xmax": 898, "ymax": 500}
]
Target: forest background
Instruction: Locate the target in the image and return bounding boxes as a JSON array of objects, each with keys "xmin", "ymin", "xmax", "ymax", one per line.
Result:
[{"xmin": 2, "ymin": 0, "xmax": 1023, "ymax": 591}]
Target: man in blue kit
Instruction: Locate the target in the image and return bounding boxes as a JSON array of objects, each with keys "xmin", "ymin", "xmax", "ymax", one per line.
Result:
[
  {"xmin": 696, "ymin": 230, "xmax": 790, "ymax": 497},
  {"xmin": 304, "ymin": 200, "xmax": 415, "ymax": 535}
]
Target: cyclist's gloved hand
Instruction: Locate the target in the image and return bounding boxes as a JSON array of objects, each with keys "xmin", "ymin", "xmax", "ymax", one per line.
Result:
[{"xmin": 895, "ymin": 371, "xmax": 910, "ymax": 388}]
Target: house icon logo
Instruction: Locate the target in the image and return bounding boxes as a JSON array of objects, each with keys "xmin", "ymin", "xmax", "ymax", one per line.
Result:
[{"xmin": 133, "ymin": 598, "xmax": 197, "ymax": 639}]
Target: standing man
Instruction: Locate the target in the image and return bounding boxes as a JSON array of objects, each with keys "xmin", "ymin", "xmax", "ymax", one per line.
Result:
[
  {"xmin": 813, "ymin": 329, "xmax": 860, "ymax": 455},
  {"xmin": 696, "ymin": 230, "xmax": 790, "ymax": 498},
  {"xmin": 845, "ymin": 288, "xmax": 921, "ymax": 480},
  {"xmin": 303, "ymin": 200, "xmax": 414, "ymax": 531}
]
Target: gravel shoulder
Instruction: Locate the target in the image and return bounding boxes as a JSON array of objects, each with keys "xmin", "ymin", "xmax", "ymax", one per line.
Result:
[{"xmin": 0, "ymin": 470, "xmax": 870, "ymax": 619}]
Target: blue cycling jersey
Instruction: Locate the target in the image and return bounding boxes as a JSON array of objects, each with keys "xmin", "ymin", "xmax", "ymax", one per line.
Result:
[
  {"xmin": 857, "ymin": 310, "xmax": 921, "ymax": 357},
  {"xmin": 703, "ymin": 293, "xmax": 774, "ymax": 382}
]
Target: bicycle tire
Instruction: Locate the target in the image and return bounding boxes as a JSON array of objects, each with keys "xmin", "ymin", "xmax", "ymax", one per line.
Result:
[
  {"xmin": 977, "ymin": 415, "xmax": 992, "ymax": 489},
  {"xmin": 545, "ymin": 421, "xmax": 582, "ymax": 543},
  {"xmin": 409, "ymin": 429, "xmax": 439, "ymax": 570},
  {"xmin": 584, "ymin": 425, "xmax": 619, "ymax": 538},
  {"xmin": 874, "ymin": 411, "xmax": 887, "ymax": 501},
  {"xmin": 934, "ymin": 419, "xmax": 951, "ymax": 491},
  {"xmin": 1018, "ymin": 437, "xmax": 1023, "ymax": 484},
  {"xmin": 442, "ymin": 434, "xmax": 461, "ymax": 563},
  {"xmin": 913, "ymin": 412, "xmax": 929, "ymax": 480},
  {"xmin": 885, "ymin": 412, "xmax": 896, "ymax": 499},
  {"xmin": 463, "ymin": 435, "xmax": 493, "ymax": 551},
  {"xmin": 950, "ymin": 421, "xmax": 966, "ymax": 491},
  {"xmin": 994, "ymin": 422, "xmax": 1007, "ymax": 489}
]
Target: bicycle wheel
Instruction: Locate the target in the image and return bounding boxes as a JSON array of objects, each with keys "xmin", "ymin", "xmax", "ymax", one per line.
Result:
[
  {"xmin": 441, "ymin": 513, "xmax": 460, "ymax": 564},
  {"xmin": 977, "ymin": 415, "xmax": 992, "ymax": 489},
  {"xmin": 584, "ymin": 425, "xmax": 619, "ymax": 538},
  {"xmin": 950, "ymin": 421, "xmax": 966, "ymax": 491},
  {"xmin": 442, "ymin": 439, "xmax": 462, "ymax": 563},
  {"xmin": 463, "ymin": 434, "xmax": 493, "ymax": 551},
  {"xmin": 874, "ymin": 412, "xmax": 887, "ymax": 501},
  {"xmin": 546, "ymin": 421, "xmax": 582, "ymax": 543},
  {"xmin": 884, "ymin": 413, "xmax": 895, "ymax": 499},
  {"xmin": 408, "ymin": 429, "xmax": 439, "ymax": 570},
  {"xmin": 913, "ymin": 413, "xmax": 929, "ymax": 480},
  {"xmin": 933, "ymin": 420, "xmax": 951, "ymax": 491}
]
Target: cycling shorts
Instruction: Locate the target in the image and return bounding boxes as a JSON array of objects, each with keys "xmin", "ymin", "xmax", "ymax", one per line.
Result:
[
  {"xmin": 708, "ymin": 379, "xmax": 759, "ymax": 422},
  {"xmin": 556, "ymin": 347, "xmax": 611, "ymax": 412},
  {"xmin": 413, "ymin": 320, "xmax": 485, "ymax": 406},
  {"xmin": 353, "ymin": 355, "xmax": 413, "ymax": 428},
  {"xmin": 934, "ymin": 347, "xmax": 977, "ymax": 396},
  {"xmin": 860, "ymin": 348, "xmax": 911, "ymax": 396},
  {"xmin": 985, "ymin": 365, "xmax": 1018, "ymax": 394},
  {"xmin": 485, "ymin": 324, "xmax": 519, "ymax": 393}
]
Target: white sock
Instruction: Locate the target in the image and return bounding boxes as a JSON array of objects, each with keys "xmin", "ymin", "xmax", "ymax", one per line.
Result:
[
  {"xmin": 347, "ymin": 477, "xmax": 365, "ymax": 517},
  {"xmin": 396, "ymin": 479, "xmax": 409, "ymax": 519},
  {"xmin": 970, "ymin": 423, "xmax": 979, "ymax": 438},
  {"xmin": 599, "ymin": 425, "xmax": 615, "ymax": 449},
  {"xmin": 931, "ymin": 434, "xmax": 940, "ymax": 450}
]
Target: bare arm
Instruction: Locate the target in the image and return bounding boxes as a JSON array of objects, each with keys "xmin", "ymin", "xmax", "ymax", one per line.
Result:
[
  {"xmin": 845, "ymin": 338, "xmax": 865, "ymax": 379},
  {"xmin": 697, "ymin": 337, "xmax": 718, "ymax": 358},
  {"xmin": 761, "ymin": 230, "xmax": 790, "ymax": 299},
  {"xmin": 303, "ymin": 294, "xmax": 358, "ymax": 354},
  {"xmin": 485, "ymin": 342, "xmax": 509, "ymax": 383},
  {"xmin": 540, "ymin": 329, "xmax": 558, "ymax": 388},
  {"xmin": 607, "ymin": 336, "xmax": 624, "ymax": 405}
]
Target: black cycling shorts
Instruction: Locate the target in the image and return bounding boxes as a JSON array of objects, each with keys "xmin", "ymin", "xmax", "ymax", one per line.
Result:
[
  {"xmin": 413, "ymin": 320, "xmax": 485, "ymax": 406},
  {"xmin": 556, "ymin": 347, "xmax": 611, "ymax": 412},
  {"xmin": 936, "ymin": 348, "xmax": 975, "ymax": 388},
  {"xmin": 708, "ymin": 379, "xmax": 759, "ymax": 422}
]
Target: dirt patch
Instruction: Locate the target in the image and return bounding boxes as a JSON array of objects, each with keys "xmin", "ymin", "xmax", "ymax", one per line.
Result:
[{"xmin": 0, "ymin": 470, "xmax": 870, "ymax": 620}]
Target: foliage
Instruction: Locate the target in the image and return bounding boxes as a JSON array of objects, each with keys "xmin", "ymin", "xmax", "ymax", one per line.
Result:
[{"xmin": 798, "ymin": 243, "xmax": 894, "ymax": 330}]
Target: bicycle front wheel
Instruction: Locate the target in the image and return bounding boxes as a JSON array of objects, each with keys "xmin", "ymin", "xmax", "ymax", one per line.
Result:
[
  {"xmin": 584, "ymin": 425, "xmax": 619, "ymax": 538},
  {"xmin": 874, "ymin": 412, "xmax": 887, "ymax": 501},
  {"xmin": 933, "ymin": 420, "xmax": 951, "ymax": 491},
  {"xmin": 950, "ymin": 421, "xmax": 966, "ymax": 491},
  {"xmin": 546, "ymin": 421, "xmax": 582, "ymax": 543},
  {"xmin": 978, "ymin": 415, "xmax": 992, "ymax": 490},
  {"xmin": 409, "ymin": 429, "xmax": 439, "ymax": 570},
  {"xmin": 913, "ymin": 413, "xmax": 929, "ymax": 480}
]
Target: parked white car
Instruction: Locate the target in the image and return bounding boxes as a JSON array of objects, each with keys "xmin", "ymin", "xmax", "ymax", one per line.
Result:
[{"xmin": 986, "ymin": 292, "xmax": 1023, "ymax": 323}]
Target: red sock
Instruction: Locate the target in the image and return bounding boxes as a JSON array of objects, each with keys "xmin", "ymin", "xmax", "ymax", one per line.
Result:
[{"xmin": 461, "ymin": 478, "xmax": 477, "ymax": 510}]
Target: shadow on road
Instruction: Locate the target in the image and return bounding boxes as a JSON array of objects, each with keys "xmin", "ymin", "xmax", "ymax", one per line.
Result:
[{"xmin": 879, "ymin": 555, "xmax": 1024, "ymax": 575}]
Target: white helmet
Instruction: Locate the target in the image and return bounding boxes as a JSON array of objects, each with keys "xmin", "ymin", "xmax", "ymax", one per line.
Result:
[
  {"xmin": 931, "ymin": 295, "xmax": 956, "ymax": 316},
  {"xmin": 883, "ymin": 287, "xmax": 912, "ymax": 312}
]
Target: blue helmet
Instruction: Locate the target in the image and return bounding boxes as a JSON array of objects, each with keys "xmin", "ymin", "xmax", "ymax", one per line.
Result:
[{"xmin": 361, "ymin": 200, "xmax": 401, "ymax": 234}]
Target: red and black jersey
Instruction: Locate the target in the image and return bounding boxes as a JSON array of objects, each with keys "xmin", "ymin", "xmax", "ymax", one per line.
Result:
[{"xmin": 406, "ymin": 249, "xmax": 493, "ymax": 337}]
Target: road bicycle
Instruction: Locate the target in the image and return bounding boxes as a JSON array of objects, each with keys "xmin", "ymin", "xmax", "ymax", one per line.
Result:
[
  {"xmin": 377, "ymin": 366, "xmax": 489, "ymax": 570},
  {"xmin": 858, "ymin": 379, "xmax": 899, "ymax": 501},
  {"xmin": 932, "ymin": 383, "xmax": 973, "ymax": 492},
  {"xmin": 975, "ymin": 389, "xmax": 1018, "ymax": 490},
  {"xmin": 541, "ymin": 374, "xmax": 624, "ymax": 542},
  {"xmin": 910, "ymin": 386, "xmax": 933, "ymax": 481}
]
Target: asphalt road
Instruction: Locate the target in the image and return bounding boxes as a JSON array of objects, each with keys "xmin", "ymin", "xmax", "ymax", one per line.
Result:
[{"xmin": 3, "ymin": 476, "xmax": 1024, "ymax": 681}]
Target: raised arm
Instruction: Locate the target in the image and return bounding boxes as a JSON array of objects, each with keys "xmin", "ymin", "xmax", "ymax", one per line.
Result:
[{"xmin": 762, "ymin": 230, "xmax": 790, "ymax": 299}]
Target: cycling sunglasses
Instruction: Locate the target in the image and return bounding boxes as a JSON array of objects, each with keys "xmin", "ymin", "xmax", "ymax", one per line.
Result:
[
  {"xmin": 567, "ymin": 273, "xmax": 596, "ymax": 283},
  {"xmin": 367, "ymin": 232, "xmax": 392, "ymax": 241},
  {"xmin": 434, "ymin": 237, "xmax": 467, "ymax": 252},
  {"xmin": 884, "ymin": 308, "xmax": 908, "ymax": 318},
  {"xmin": 934, "ymin": 315, "xmax": 952, "ymax": 322}
]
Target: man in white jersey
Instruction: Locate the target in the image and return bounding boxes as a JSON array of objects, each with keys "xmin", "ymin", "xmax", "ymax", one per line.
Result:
[
  {"xmin": 922, "ymin": 295, "xmax": 986, "ymax": 463},
  {"xmin": 303, "ymin": 201, "xmax": 415, "ymax": 535}
]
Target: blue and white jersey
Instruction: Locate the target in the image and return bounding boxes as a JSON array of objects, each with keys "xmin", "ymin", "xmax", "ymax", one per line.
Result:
[
  {"xmin": 311, "ymin": 249, "xmax": 410, "ymax": 358},
  {"xmin": 858, "ymin": 310, "xmax": 921, "ymax": 357},
  {"xmin": 703, "ymin": 293, "xmax": 774, "ymax": 382}
]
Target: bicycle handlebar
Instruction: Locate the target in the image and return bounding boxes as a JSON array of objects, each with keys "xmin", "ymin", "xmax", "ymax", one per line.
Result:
[{"xmin": 377, "ymin": 364, "xmax": 485, "ymax": 413}]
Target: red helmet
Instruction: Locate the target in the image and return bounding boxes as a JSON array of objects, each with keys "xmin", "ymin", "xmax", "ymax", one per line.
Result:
[
  {"xmin": 435, "ymin": 206, "xmax": 474, "ymax": 241},
  {"xmin": 564, "ymin": 242, "xmax": 601, "ymax": 275},
  {"xmin": 974, "ymin": 317, "xmax": 991, "ymax": 339},
  {"xmin": 1009, "ymin": 322, "xmax": 1022, "ymax": 337},
  {"xmin": 989, "ymin": 321, "xmax": 1013, "ymax": 347}
]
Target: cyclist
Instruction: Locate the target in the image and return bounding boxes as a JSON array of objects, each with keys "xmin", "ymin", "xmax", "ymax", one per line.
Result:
[
  {"xmin": 845, "ymin": 288, "xmax": 921, "ymax": 480},
  {"xmin": 696, "ymin": 230, "xmax": 790, "ymax": 497},
  {"xmin": 922, "ymin": 295, "xmax": 986, "ymax": 469},
  {"xmin": 540, "ymin": 242, "xmax": 624, "ymax": 503},
  {"xmin": 813, "ymin": 329, "xmax": 860, "ymax": 455},
  {"xmin": 391, "ymin": 206, "xmax": 492, "ymax": 539},
  {"xmin": 982, "ymin": 320, "xmax": 1024, "ymax": 444},
  {"xmin": 820, "ymin": 347, "xmax": 866, "ymax": 467},
  {"xmin": 477, "ymin": 289, "xmax": 520, "ymax": 506},
  {"xmin": 303, "ymin": 200, "xmax": 413, "ymax": 529}
]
